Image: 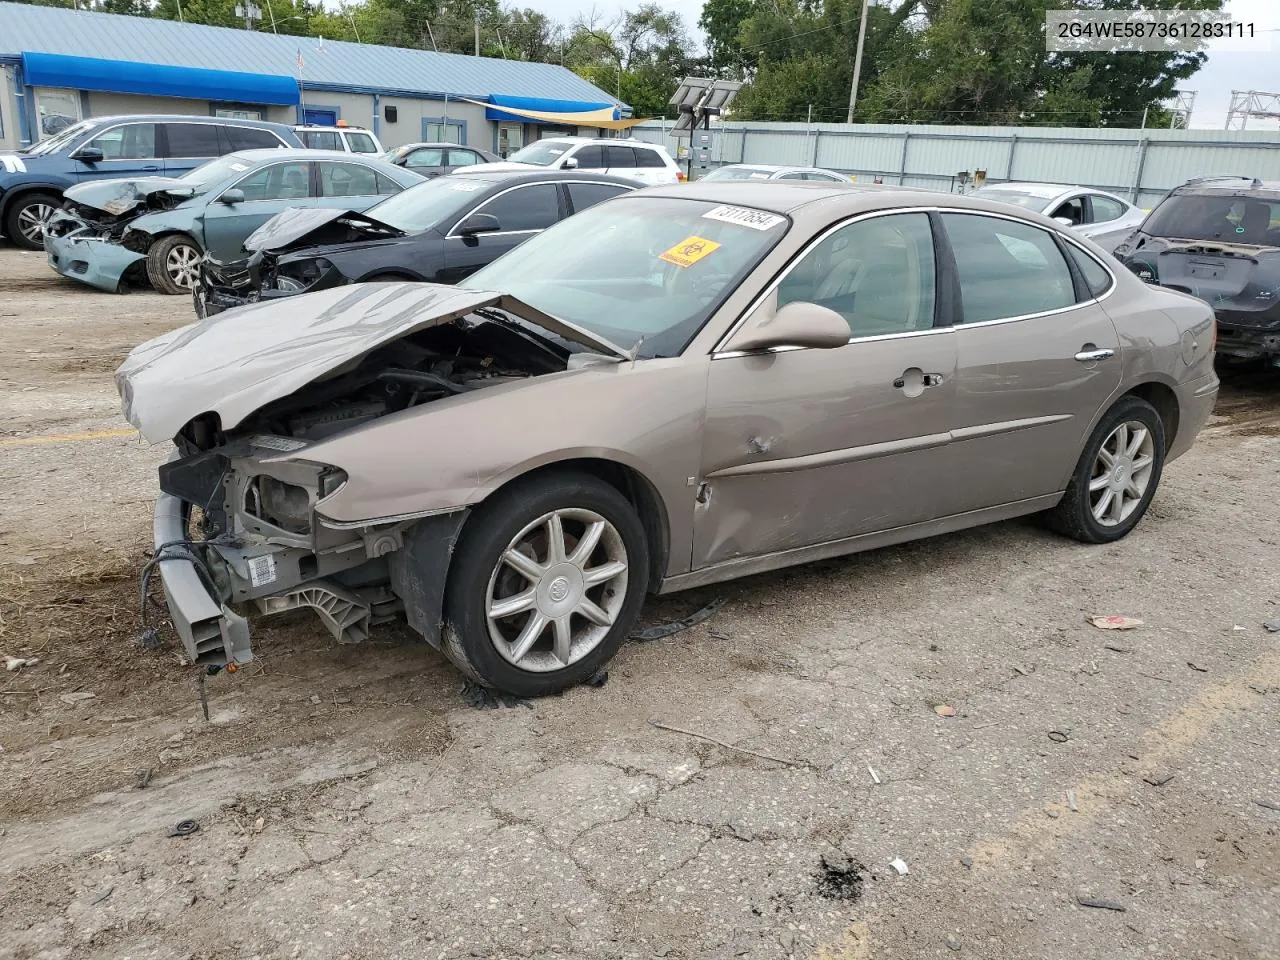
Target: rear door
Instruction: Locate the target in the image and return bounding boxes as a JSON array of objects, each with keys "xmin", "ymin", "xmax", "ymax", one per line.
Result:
[
  {"xmin": 315, "ymin": 160, "xmax": 399, "ymax": 212},
  {"xmin": 1081, "ymin": 193, "xmax": 1135, "ymax": 252},
  {"xmin": 402, "ymin": 146, "xmax": 447, "ymax": 177},
  {"xmin": 446, "ymin": 148, "xmax": 487, "ymax": 175},
  {"xmin": 73, "ymin": 121, "xmax": 161, "ymax": 181},
  {"xmin": 159, "ymin": 122, "xmax": 224, "ymax": 176},
  {"xmin": 936, "ymin": 211, "xmax": 1121, "ymax": 516},
  {"xmin": 601, "ymin": 145, "xmax": 640, "ymax": 183},
  {"xmin": 633, "ymin": 146, "xmax": 676, "ymax": 184},
  {"xmin": 199, "ymin": 159, "xmax": 314, "ymax": 260},
  {"xmin": 565, "ymin": 180, "xmax": 632, "ymax": 215},
  {"xmin": 438, "ymin": 181, "xmax": 562, "ymax": 283}
]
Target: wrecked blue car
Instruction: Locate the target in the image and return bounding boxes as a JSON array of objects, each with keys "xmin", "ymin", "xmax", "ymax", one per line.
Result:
[{"xmin": 44, "ymin": 149, "xmax": 422, "ymax": 294}]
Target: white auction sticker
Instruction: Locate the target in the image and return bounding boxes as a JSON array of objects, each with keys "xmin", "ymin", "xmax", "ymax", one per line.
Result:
[
  {"xmin": 702, "ymin": 205, "xmax": 785, "ymax": 231},
  {"xmin": 252, "ymin": 435, "xmax": 306, "ymax": 451},
  {"xmin": 450, "ymin": 181, "xmax": 482, "ymax": 192},
  {"xmin": 247, "ymin": 554, "xmax": 277, "ymax": 588}
]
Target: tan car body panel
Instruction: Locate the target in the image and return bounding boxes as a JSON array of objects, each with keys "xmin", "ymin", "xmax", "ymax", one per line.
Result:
[{"xmin": 124, "ymin": 183, "xmax": 1219, "ymax": 594}]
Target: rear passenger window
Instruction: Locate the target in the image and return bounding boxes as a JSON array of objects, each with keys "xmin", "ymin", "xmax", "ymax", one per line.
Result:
[
  {"xmin": 634, "ymin": 148, "xmax": 666, "ymax": 168},
  {"xmin": 302, "ymin": 130, "xmax": 342, "ymax": 151},
  {"xmin": 375, "ymin": 172, "xmax": 402, "ymax": 195},
  {"xmin": 778, "ymin": 212, "xmax": 936, "ymax": 338},
  {"xmin": 942, "ymin": 213, "xmax": 1076, "ymax": 323},
  {"xmin": 318, "ymin": 162, "xmax": 378, "ymax": 197},
  {"xmin": 572, "ymin": 145, "xmax": 604, "ymax": 169},
  {"xmin": 476, "ymin": 184, "xmax": 559, "ymax": 232},
  {"xmin": 1066, "ymin": 244, "xmax": 1114, "ymax": 298},
  {"xmin": 567, "ymin": 182, "xmax": 630, "ymax": 213},
  {"xmin": 226, "ymin": 126, "xmax": 283, "ymax": 150},
  {"xmin": 164, "ymin": 123, "xmax": 222, "ymax": 158},
  {"xmin": 345, "ymin": 132, "xmax": 378, "ymax": 154},
  {"xmin": 1089, "ymin": 195, "xmax": 1126, "ymax": 223},
  {"xmin": 605, "ymin": 146, "xmax": 636, "ymax": 168}
]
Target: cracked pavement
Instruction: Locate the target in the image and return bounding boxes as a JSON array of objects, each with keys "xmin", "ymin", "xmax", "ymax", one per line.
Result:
[{"xmin": 1, "ymin": 248, "xmax": 1279, "ymax": 959}]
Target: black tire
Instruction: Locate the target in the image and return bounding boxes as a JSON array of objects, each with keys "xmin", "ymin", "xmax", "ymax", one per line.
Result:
[
  {"xmin": 1046, "ymin": 395, "xmax": 1166, "ymax": 544},
  {"xmin": 4, "ymin": 191, "xmax": 62, "ymax": 250},
  {"xmin": 146, "ymin": 234, "xmax": 203, "ymax": 295},
  {"xmin": 441, "ymin": 472, "xmax": 650, "ymax": 697}
]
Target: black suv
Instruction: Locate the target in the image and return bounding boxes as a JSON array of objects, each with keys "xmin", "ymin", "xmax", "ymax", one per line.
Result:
[{"xmin": 1115, "ymin": 176, "xmax": 1280, "ymax": 366}]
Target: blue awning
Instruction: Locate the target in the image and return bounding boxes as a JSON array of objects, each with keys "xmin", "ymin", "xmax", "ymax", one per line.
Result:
[
  {"xmin": 20, "ymin": 52, "xmax": 300, "ymax": 106},
  {"xmin": 485, "ymin": 93, "xmax": 621, "ymax": 124}
]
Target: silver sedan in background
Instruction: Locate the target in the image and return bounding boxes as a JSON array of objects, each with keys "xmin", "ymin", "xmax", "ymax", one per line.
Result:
[
  {"xmin": 972, "ymin": 181, "xmax": 1146, "ymax": 252},
  {"xmin": 701, "ymin": 163, "xmax": 851, "ymax": 183}
]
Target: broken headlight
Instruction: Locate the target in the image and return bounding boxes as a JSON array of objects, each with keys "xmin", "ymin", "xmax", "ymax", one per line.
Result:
[
  {"xmin": 245, "ymin": 475, "xmax": 311, "ymax": 534},
  {"xmin": 275, "ymin": 257, "xmax": 331, "ymax": 292}
]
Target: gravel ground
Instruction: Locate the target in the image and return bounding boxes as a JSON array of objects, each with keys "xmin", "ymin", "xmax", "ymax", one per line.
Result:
[{"xmin": 1, "ymin": 247, "xmax": 1278, "ymax": 960}]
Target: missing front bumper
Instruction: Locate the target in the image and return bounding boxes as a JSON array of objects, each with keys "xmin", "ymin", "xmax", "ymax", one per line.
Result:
[{"xmin": 45, "ymin": 233, "xmax": 145, "ymax": 293}]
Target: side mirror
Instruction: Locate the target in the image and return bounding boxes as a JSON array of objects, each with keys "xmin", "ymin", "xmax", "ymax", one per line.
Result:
[
  {"xmin": 1053, "ymin": 216, "xmax": 1075, "ymax": 227},
  {"xmin": 219, "ymin": 188, "xmax": 245, "ymax": 206},
  {"xmin": 72, "ymin": 146, "xmax": 104, "ymax": 164},
  {"xmin": 458, "ymin": 212, "xmax": 500, "ymax": 236},
  {"xmin": 561, "ymin": 156, "xmax": 579, "ymax": 170},
  {"xmin": 724, "ymin": 299, "xmax": 850, "ymax": 353}
]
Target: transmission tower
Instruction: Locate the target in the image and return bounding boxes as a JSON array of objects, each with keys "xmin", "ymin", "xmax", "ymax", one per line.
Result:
[
  {"xmin": 1168, "ymin": 90, "xmax": 1196, "ymax": 129},
  {"xmin": 1225, "ymin": 90, "xmax": 1280, "ymax": 130}
]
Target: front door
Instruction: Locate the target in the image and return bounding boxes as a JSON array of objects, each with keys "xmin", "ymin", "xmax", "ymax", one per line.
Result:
[
  {"xmin": 694, "ymin": 211, "xmax": 958, "ymax": 567},
  {"xmin": 200, "ymin": 159, "xmax": 314, "ymax": 261},
  {"xmin": 935, "ymin": 212, "xmax": 1122, "ymax": 516},
  {"xmin": 438, "ymin": 182, "xmax": 562, "ymax": 283},
  {"xmin": 73, "ymin": 121, "xmax": 161, "ymax": 182}
]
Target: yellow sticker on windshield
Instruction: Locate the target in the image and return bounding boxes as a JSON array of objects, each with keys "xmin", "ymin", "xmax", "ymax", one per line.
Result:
[{"xmin": 659, "ymin": 235, "xmax": 721, "ymax": 268}]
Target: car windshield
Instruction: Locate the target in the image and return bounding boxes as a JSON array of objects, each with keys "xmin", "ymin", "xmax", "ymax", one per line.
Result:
[
  {"xmin": 459, "ymin": 196, "xmax": 790, "ymax": 358},
  {"xmin": 178, "ymin": 155, "xmax": 255, "ymax": 194},
  {"xmin": 971, "ymin": 188, "xmax": 1052, "ymax": 212},
  {"xmin": 702, "ymin": 166, "xmax": 775, "ymax": 181},
  {"xmin": 1142, "ymin": 191, "xmax": 1280, "ymax": 246},
  {"xmin": 364, "ymin": 176, "xmax": 495, "ymax": 234},
  {"xmin": 506, "ymin": 141, "xmax": 573, "ymax": 166},
  {"xmin": 27, "ymin": 119, "xmax": 102, "ymax": 156}
]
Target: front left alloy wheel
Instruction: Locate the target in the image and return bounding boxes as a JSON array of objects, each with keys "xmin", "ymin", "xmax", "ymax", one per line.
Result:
[
  {"xmin": 441, "ymin": 472, "xmax": 650, "ymax": 697},
  {"xmin": 146, "ymin": 234, "xmax": 202, "ymax": 295}
]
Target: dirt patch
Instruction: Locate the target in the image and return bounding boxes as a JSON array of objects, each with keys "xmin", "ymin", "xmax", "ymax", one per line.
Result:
[
  {"xmin": 814, "ymin": 855, "xmax": 867, "ymax": 902},
  {"xmin": 55, "ymin": 354, "xmax": 128, "ymax": 374}
]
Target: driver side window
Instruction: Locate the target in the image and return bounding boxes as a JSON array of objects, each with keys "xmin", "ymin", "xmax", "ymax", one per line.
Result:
[
  {"xmin": 778, "ymin": 213, "xmax": 937, "ymax": 338},
  {"xmin": 88, "ymin": 123, "xmax": 157, "ymax": 160}
]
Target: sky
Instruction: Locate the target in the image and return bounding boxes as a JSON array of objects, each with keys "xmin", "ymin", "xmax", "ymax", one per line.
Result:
[{"xmin": 528, "ymin": 0, "xmax": 1279, "ymax": 129}]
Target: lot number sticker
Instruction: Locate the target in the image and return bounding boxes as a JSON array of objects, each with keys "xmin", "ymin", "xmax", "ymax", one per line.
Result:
[
  {"xmin": 702, "ymin": 205, "xmax": 785, "ymax": 231},
  {"xmin": 659, "ymin": 235, "xmax": 721, "ymax": 268},
  {"xmin": 247, "ymin": 554, "xmax": 277, "ymax": 588}
]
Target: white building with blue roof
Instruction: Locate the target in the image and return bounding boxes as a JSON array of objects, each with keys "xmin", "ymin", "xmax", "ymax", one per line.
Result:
[{"xmin": 0, "ymin": 1, "xmax": 631, "ymax": 155}]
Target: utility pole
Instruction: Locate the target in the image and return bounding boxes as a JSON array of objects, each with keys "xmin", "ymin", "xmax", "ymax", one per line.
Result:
[
  {"xmin": 474, "ymin": 9, "xmax": 480, "ymax": 57},
  {"xmin": 845, "ymin": 0, "xmax": 870, "ymax": 124}
]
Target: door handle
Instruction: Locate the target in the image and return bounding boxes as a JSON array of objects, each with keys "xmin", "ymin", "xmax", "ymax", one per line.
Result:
[
  {"xmin": 142, "ymin": 165, "xmax": 160, "ymax": 171},
  {"xmin": 893, "ymin": 370, "xmax": 945, "ymax": 390},
  {"xmin": 1074, "ymin": 347, "xmax": 1115, "ymax": 362}
]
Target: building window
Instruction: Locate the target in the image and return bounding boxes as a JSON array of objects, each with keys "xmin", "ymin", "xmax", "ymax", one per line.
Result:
[
  {"xmin": 214, "ymin": 107, "xmax": 264, "ymax": 121},
  {"xmin": 424, "ymin": 116, "xmax": 465, "ymax": 144}
]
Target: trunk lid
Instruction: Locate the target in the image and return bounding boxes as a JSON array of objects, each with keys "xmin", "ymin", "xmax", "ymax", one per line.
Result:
[
  {"xmin": 1129, "ymin": 237, "xmax": 1280, "ymax": 324},
  {"xmin": 116, "ymin": 282, "xmax": 628, "ymax": 443}
]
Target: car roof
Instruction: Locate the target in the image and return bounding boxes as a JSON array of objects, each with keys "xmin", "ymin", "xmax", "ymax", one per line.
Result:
[
  {"xmin": 73, "ymin": 114, "xmax": 286, "ymax": 129},
  {"xmin": 227, "ymin": 148, "xmax": 397, "ymax": 163},
  {"xmin": 446, "ymin": 169, "xmax": 638, "ymax": 187},
  {"xmin": 293, "ymin": 125, "xmax": 374, "ymax": 132},
  {"xmin": 977, "ymin": 182, "xmax": 1080, "ymax": 197},
  {"xmin": 1177, "ymin": 177, "xmax": 1280, "ymax": 196},
  {"xmin": 535, "ymin": 136, "xmax": 664, "ymax": 147},
  {"xmin": 635, "ymin": 181, "xmax": 1090, "ymax": 229}
]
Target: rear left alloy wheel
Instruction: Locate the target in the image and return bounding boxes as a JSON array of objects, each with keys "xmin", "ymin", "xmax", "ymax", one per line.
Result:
[
  {"xmin": 441, "ymin": 473, "xmax": 649, "ymax": 697},
  {"xmin": 1046, "ymin": 395, "xmax": 1166, "ymax": 544},
  {"xmin": 146, "ymin": 234, "xmax": 202, "ymax": 295}
]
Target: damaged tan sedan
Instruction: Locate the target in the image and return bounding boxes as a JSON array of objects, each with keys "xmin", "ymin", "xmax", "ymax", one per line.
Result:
[{"xmin": 116, "ymin": 183, "xmax": 1219, "ymax": 697}]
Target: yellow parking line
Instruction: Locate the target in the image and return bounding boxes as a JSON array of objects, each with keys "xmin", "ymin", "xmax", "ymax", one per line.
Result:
[{"xmin": 0, "ymin": 427, "xmax": 138, "ymax": 448}]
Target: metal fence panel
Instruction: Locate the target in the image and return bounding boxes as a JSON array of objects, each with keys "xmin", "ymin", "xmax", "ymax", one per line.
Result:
[{"xmin": 634, "ymin": 121, "xmax": 1280, "ymax": 203}]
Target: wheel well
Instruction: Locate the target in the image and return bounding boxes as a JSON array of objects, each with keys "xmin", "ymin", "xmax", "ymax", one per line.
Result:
[
  {"xmin": 1123, "ymin": 382, "xmax": 1179, "ymax": 447},
  {"xmin": 1, "ymin": 186, "xmax": 63, "ymax": 222},
  {"xmin": 489, "ymin": 458, "xmax": 671, "ymax": 593}
]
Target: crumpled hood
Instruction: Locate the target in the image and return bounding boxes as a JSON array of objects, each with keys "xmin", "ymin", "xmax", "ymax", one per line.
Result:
[
  {"xmin": 243, "ymin": 206, "xmax": 405, "ymax": 253},
  {"xmin": 115, "ymin": 282, "xmax": 628, "ymax": 443},
  {"xmin": 63, "ymin": 177, "xmax": 195, "ymax": 216},
  {"xmin": 1122, "ymin": 235, "xmax": 1280, "ymax": 321}
]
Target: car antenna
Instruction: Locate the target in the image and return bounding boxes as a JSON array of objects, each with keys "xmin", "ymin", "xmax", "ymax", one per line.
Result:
[{"xmin": 627, "ymin": 336, "xmax": 645, "ymax": 366}]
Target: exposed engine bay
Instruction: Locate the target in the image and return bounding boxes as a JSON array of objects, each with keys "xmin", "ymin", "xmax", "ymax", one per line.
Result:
[{"xmin": 149, "ymin": 313, "xmax": 575, "ymax": 663}]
